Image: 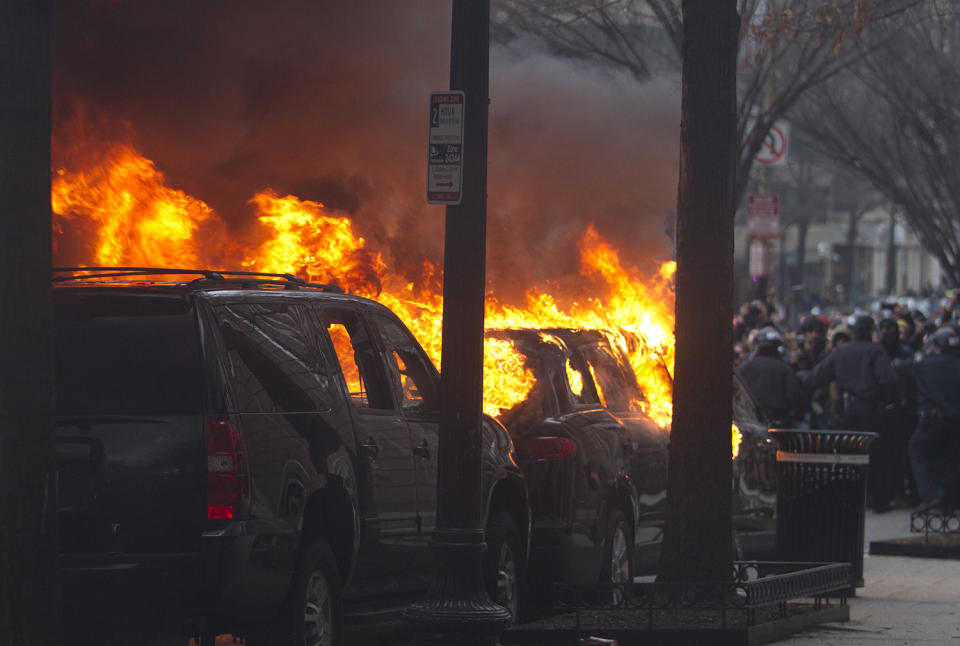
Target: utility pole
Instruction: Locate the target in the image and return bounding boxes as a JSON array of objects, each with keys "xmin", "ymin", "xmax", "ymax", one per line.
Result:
[
  {"xmin": 404, "ymin": 1, "xmax": 511, "ymax": 644},
  {"xmin": 0, "ymin": 1, "xmax": 60, "ymax": 644}
]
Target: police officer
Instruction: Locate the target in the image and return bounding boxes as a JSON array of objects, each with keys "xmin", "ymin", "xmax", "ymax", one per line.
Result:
[
  {"xmin": 878, "ymin": 317, "xmax": 918, "ymax": 504},
  {"xmin": 908, "ymin": 327, "xmax": 960, "ymax": 510},
  {"xmin": 738, "ymin": 327, "xmax": 809, "ymax": 428},
  {"xmin": 804, "ymin": 315, "xmax": 899, "ymax": 511}
]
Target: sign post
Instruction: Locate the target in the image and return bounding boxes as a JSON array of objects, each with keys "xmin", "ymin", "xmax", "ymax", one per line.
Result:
[
  {"xmin": 407, "ymin": 3, "xmax": 511, "ymax": 645},
  {"xmin": 747, "ymin": 193, "xmax": 779, "ymax": 239},
  {"xmin": 427, "ymin": 91, "xmax": 465, "ymax": 205},
  {"xmin": 747, "ymin": 193, "xmax": 779, "ymax": 299}
]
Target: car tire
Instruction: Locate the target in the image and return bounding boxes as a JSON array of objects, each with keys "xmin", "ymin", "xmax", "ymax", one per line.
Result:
[
  {"xmin": 483, "ymin": 511, "xmax": 524, "ymax": 624},
  {"xmin": 599, "ymin": 507, "xmax": 633, "ymax": 603},
  {"xmin": 280, "ymin": 538, "xmax": 343, "ymax": 646}
]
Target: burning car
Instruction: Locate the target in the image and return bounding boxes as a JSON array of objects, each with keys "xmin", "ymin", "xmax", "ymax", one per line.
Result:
[{"xmin": 487, "ymin": 327, "xmax": 776, "ymax": 607}]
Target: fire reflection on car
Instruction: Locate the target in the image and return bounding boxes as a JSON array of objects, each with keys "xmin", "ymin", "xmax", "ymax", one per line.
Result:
[{"xmin": 487, "ymin": 327, "xmax": 777, "ymax": 601}]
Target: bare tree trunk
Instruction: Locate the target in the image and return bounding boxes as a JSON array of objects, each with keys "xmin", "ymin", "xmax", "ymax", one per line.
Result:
[
  {"xmin": 793, "ymin": 218, "xmax": 810, "ymax": 314},
  {"xmin": 886, "ymin": 210, "xmax": 897, "ymax": 294},
  {"xmin": 0, "ymin": 1, "xmax": 59, "ymax": 644},
  {"xmin": 658, "ymin": 0, "xmax": 738, "ymax": 583},
  {"xmin": 845, "ymin": 209, "xmax": 860, "ymax": 304}
]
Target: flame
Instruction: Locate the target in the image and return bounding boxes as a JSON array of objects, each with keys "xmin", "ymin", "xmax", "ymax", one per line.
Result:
[
  {"xmin": 52, "ymin": 143, "xmax": 218, "ymax": 268},
  {"xmin": 484, "ymin": 227, "xmax": 675, "ymax": 426},
  {"xmin": 732, "ymin": 423, "xmax": 743, "ymax": 459},
  {"xmin": 52, "ymin": 140, "xmax": 676, "ymax": 426},
  {"xmin": 242, "ymin": 190, "xmax": 386, "ymax": 297}
]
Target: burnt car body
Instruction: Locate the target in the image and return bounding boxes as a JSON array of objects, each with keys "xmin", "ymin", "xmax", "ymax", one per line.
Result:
[
  {"xmin": 53, "ymin": 268, "xmax": 529, "ymax": 645},
  {"xmin": 488, "ymin": 328, "xmax": 776, "ymax": 604}
]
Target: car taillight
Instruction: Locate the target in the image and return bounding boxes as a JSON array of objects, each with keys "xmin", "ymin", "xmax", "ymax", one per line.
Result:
[
  {"xmin": 516, "ymin": 436, "xmax": 578, "ymax": 460},
  {"xmin": 206, "ymin": 417, "xmax": 249, "ymax": 519},
  {"xmin": 536, "ymin": 436, "xmax": 578, "ymax": 458}
]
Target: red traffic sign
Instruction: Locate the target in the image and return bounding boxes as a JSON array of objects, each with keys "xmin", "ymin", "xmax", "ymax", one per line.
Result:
[
  {"xmin": 754, "ymin": 121, "xmax": 789, "ymax": 166},
  {"xmin": 747, "ymin": 193, "xmax": 779, "ymax": 239},
  {"xmin": 427, "ymin": 91, "xmax": 465, "ymax": 205}
]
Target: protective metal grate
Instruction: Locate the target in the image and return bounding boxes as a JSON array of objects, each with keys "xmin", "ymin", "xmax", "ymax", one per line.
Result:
[{"xmin": 552, "ymin": 561, "xmax": 851, "ymax": 630}]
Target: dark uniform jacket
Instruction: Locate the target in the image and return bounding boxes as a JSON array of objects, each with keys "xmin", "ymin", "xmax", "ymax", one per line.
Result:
[
  {"xmin": 738, "ymin": 354, "xmax": 808, "ymax": 425},
  {"xmin": 915, "ymin": 353, "xmax": 960, "ymax": 420},
  {"xmin": 804, "ymin": 339, "xmax": 898, "ymax": 404}
]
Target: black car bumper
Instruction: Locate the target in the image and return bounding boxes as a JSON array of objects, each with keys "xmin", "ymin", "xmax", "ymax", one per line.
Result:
[{"xmin": 59, "ymin": 522, "xmax": 296, "ymax": 640}]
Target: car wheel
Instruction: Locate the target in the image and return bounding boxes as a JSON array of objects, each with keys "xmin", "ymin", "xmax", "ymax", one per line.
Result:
[
  {"xmin": 600, "ymin": 507, "xmax": 633, "ymax": 603},
  {"xmin": 282, "ymin": 539, "xmax": 343, "ymax": 646},
  {"xmin": 483, "ymin": 511, "xmax": 524, "ymax": 624}
]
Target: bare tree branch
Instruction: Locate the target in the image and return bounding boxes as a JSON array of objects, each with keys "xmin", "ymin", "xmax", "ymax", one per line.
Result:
[
  {"xmin": 795, "ymin": 1, "xmax": 960, "ymax": 285},
  {"xmin": 493, "ymin": 0, "xmax": 919, "ymax": 209}
]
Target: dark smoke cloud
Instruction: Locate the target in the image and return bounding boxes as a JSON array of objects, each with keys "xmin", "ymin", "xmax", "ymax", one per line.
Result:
[{"xmin": 53, "ymin": 1, "xmax": 679, "ymax": 301}]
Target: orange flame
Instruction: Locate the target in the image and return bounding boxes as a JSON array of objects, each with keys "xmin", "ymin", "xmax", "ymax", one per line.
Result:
[
  {"xmin": 52, "ymin": 143, "xmax": 218, "ymax": 268},
  {"xmin": 52, "ymin": 140, "xmax": 676, "ymax": 426},
  {"xmin": 242, "ymin": 190, "xmax": 386, "ymax": 297}
]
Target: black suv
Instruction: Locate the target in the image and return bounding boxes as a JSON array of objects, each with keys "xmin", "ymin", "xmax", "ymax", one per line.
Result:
[
  {"xmin": 53, "ymin": 268, "xmax": 529, "ymax": 645},
  {"xmin": 488, "ymin": 328, "xmax": 776, "ymax": 607}
]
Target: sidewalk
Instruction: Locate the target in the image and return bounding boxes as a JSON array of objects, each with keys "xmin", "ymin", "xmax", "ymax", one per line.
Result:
[
  {"xmin": 344, "ymin": 507, "xmax": 960, "ymax": 645},
  {"xmin": 777, "ymin": 506, "xmax": 960, "ymax": 644}
]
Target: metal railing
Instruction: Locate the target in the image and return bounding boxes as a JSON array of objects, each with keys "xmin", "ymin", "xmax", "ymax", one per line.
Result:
[
  {"xmin": 552, "ymin": 561, "xmax": 851, "ymax": 630},
  {"xmin": 911, "ymin": 509, "xmax": 960, "ymax": 536}
]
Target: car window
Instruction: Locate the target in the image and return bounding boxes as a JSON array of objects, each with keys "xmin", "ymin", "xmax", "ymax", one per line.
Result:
[
  {"xmin": 55, "ymin": 294, "xmax": 203, "ymax": 415},
  {"xmin": 733, "ymin": 375, "xmax": 765, "ymax": 425},
  {"xmin": 494, "ymin": 334, "xmax": 564, "ymax": 432},
  {"xmin": 320, "ymin": 309, "xmax": 394, "ymax": 411},
  {"xmin": 576, "ymin": 342, "xmax": 643, "ymax": 412},
  {"xmin": 565, "ymin": 354, "xmax": 601, "ymax": 407},
  {"xmin": 373, "ymin": 313, "xmax": 439, "ymax": 413},
  {"xmin": 213, "ymin": 302, "xmax": 335, "ymax": 413}
]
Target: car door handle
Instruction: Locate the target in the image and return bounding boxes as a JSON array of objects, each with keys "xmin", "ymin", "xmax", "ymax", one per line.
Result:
[
  {"xmin": 359, "ymin": 437, "xmax": 379, "ymax": 459},
  {"xmin": 413, "ymin": 439, "xmax": 430, "ymax": 459}
]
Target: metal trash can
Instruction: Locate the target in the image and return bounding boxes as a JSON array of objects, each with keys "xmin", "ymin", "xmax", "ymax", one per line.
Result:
[{"xmin": 769, "ymin": 429, "xmax": 877, "ymax": 590}]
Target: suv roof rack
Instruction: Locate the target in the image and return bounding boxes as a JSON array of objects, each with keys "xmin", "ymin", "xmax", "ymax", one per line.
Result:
[{"xmin": 52, "ymin": 267, "xmax": 345, "ymax": 294}]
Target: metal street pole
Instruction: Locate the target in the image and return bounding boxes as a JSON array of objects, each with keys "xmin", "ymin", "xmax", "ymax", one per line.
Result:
[{"xmin": 404, "ymin": 1, "xmax": 511, "ymax": 644}]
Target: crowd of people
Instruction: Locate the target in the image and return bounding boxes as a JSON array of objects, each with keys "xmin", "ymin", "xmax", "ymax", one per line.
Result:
[{"xmin": 733, "ymin": 293, "xmax": 960, "ymax": 513}]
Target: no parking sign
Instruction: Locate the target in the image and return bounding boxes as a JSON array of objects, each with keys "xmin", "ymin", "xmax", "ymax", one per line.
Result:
[{"xmin": 754, "ymin": 121, "xmax": 790, "ymax": 167}]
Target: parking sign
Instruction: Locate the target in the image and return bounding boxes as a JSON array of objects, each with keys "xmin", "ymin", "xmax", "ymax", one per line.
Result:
[
  {"xmin": 747, "ymin": 194, "xmax": 779, "ymax": 239},
  {"xmin": 427, "ymin": 91, "xmax": 465, "ymax": 205}
]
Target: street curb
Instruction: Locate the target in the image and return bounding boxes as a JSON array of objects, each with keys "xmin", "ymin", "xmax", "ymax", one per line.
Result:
[
  {"xmin": 499, "ymin": 605, "xmax": 849, "ymax": 646},
  {"xmin": 870, "ymin": 535, "xmax": 960, "ymax": 559}
]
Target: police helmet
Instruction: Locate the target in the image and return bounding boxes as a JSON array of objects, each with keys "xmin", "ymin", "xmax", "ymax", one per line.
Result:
[
  {"xmin": 929, "ymin": 327, "xmax": 960, "ymax": 353},
  {"xmin": 755, "ymin": 326, "xmax": 782, "ymax": 348}
]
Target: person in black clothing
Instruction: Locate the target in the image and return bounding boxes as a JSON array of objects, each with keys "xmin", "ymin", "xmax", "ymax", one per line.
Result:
[
  {"xmin": 798, "ymin": 315, "xmax": 829, "ymax": 366},
  {"xmin": 804, "ymin": 315, "xmax": 899, "ymax": 511},
  {"xmin": 878, "ymin": 318, "xmax": 918, "ymax": 504},
  {"xmin": 733, "ymin": 302, "xmax": 762, "ymax": 344},
  {"xmin": 908, "ymin": 327, "xmax": 960, "ymax": 510},
  {"xmin": 738, "ymin": 327, "xmax": 809, "ymax": 428}
]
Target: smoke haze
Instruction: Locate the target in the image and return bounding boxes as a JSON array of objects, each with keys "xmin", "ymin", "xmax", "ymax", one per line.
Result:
[{"xmin": 53, "ymin": 0, "xmax": 680, "ymax": 301}]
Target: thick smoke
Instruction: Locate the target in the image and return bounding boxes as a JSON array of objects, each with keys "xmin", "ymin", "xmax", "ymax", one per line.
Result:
[{"xmin": 53, "ymin": 1, "xmax": 679, "ymax": 301}]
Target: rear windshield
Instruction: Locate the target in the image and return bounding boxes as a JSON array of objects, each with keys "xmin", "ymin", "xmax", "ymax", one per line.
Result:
[{"xmin": 55, "ymin": 293, "xmax": 203, "ymax": 415}]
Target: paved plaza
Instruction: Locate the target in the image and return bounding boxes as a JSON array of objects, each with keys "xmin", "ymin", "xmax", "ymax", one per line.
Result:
[
  {"xmin": 342, "ymin": 506, "xmax": 960, "ymax": 645},
  {"xmin": 779, "ymin": 507, "xmax": 960, "ymax": 645}
]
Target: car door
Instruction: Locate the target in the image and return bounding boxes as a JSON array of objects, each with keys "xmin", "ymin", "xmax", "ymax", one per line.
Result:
[
  {"xmin": 205, "ymin": 298, "xmax": 349, "ymax": 607},
  {"xmin": 576, "ymin": 338, "xmax": 669, "ymax": 543},
  {"xmin": 316, "ymin": 306, "xmax": 422, "ymax": 599},
  {"xmin": 732, "ymin": 373, "xmax": 777, "ymax": 530},
  {"xmin": 370, "ymin": 311, "xmax": 442, "ymax": 556}
]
